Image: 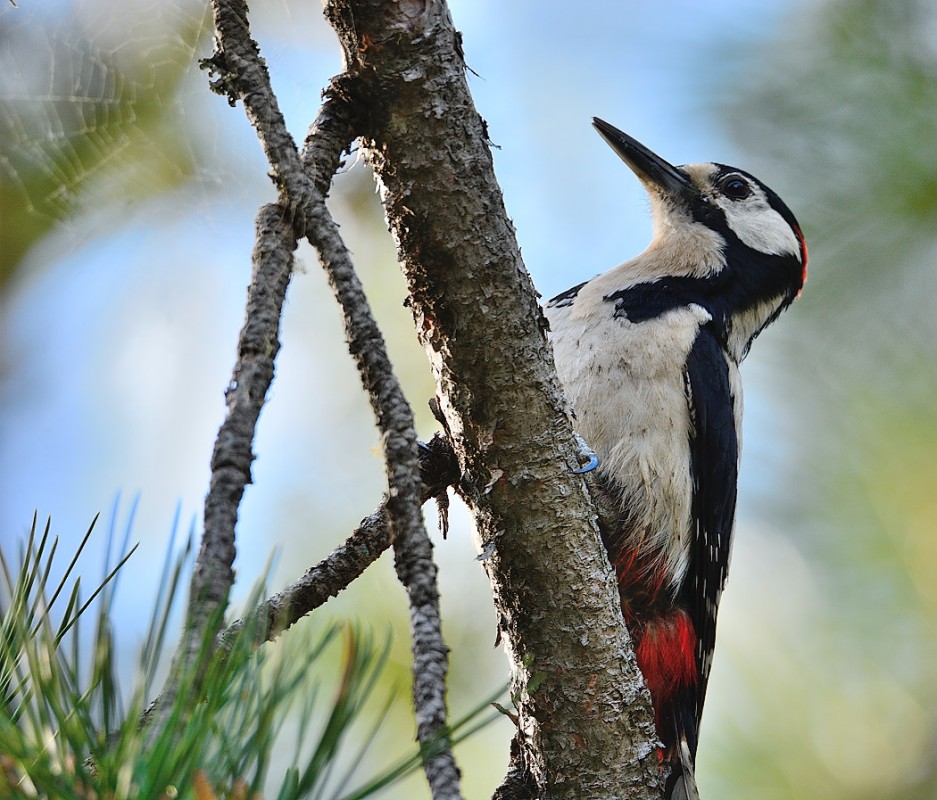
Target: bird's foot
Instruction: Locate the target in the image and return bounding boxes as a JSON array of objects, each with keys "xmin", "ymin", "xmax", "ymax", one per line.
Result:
[{"xmin": 573, "ymin": 434, "xmax": 600, "ymax": 474}]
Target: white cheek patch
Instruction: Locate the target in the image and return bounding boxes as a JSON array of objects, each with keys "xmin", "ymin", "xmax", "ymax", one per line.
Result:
[{"xmin": 717, "ymin": 188, "xmax": 800, "ymax": 258}]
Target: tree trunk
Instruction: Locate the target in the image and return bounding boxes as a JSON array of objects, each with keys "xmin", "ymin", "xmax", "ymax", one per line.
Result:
[{"xmin": 323, "ymin": 2, "xmax": 662, "ymax": 797}]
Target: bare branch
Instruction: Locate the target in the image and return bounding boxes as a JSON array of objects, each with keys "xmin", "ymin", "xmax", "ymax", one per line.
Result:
[
  {"xmin": 141, "ymin": 437, "xmax": 458, "ymax": 731},
  {"xmin": 146, "ymin": 202, "xmax": 297, "ymax": 734},
  {"xmin": 189, "ymin": 3, "xmax": 466, "ymax": 794},
  {"xmin": 174, "ymin": 0, "xmax": 358, "ymax": 684},
  {"xmin": 164, "ymin": 0, "xmax": 317, "ymax": 701},
  {"xmin": 200, "ymin": 0, "xmax": 310, "ymax": 204},
  {"xmin": 300, "ymin": 75, "xmax": 361, "ymax": 193},
  {"xmin": 188, "ymin": 205, "xmax": 295, "ymax": 660},
  {"xmin": 228, "ymin": 506, "xmax": 390, "ymax": 645},
  {"xmin": 391, "ymin": 531, "xmax": 462, "ymax": 799},
  {"xmin": 303, "ymin": 151, "xmax": 464, "ymax": 800},
  {"xmin": 159, "ymin": 0, "xmax": 352, "ymax": 731},
  {"xmin": 220, "ymin": 436, "xmax": 459, "ymax": 648}
]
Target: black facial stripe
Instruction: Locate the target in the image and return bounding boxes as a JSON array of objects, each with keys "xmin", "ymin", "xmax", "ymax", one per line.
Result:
[{"xmin": 604, "ymin": 245, "xmax": 802, "ymax": 341}]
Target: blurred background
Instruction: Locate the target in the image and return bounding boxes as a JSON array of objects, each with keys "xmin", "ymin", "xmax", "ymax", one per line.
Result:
[{"xmin": 2, "ymin": 0, "xmax": 937, "ymax": 797}]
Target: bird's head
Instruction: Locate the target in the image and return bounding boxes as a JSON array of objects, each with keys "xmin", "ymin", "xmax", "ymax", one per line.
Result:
[{"xmin": 593, "ymin": 117, "xmax": 807, "ymax": 359}]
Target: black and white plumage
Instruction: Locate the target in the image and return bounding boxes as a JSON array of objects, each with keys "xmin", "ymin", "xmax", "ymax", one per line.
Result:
[{"xmin": 546, "ymin": 118, "xmax": 807, "ymax": 798}]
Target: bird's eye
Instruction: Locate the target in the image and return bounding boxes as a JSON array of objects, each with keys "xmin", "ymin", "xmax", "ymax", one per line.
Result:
[{"xmin": 720, "ymin": 176, "xmax": 751, "ymax": 200}]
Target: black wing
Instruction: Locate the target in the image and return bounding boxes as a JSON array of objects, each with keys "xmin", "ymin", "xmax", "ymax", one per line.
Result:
[
  {"xmin": 681, "ymin": 326, "xmax": 739, "ymax": 740},
  {"xmin": 546, "ymin": 280, "xmax": 588, "ymax": 309}
]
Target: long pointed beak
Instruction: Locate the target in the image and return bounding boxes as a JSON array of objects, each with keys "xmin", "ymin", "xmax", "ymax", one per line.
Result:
[{"xmin": 592, "ymin": 117, "xmax": 699, "ymax": 203}]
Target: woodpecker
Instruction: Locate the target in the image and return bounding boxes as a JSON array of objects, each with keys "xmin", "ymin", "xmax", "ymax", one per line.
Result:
[{"xmin": 546, "ymin": 118, "xmax": 807, "ymax": 799}]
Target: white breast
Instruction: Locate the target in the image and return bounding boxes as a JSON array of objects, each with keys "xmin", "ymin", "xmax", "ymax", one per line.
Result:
[{"xmin": 547, "ymin": 276, "xmax": 711, "ymax": 591}]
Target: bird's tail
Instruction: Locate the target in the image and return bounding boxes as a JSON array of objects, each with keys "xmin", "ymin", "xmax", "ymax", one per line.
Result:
[
  {"xmin": 664, "ymin": 704, "xmax": 700, "ymax": 800},
  {"xmin": 664, "ymin": 728, "xmax": 701, "ymax": 800}
]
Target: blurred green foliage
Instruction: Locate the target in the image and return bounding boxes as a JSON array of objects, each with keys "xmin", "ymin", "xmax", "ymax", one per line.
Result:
[
  {"xmin": 0, "ymin": 2, "xmax": 210, "ymax": 289},
  {"xmin": 712, "ymin": 1, "xmax": 937, "ymax": 797}
]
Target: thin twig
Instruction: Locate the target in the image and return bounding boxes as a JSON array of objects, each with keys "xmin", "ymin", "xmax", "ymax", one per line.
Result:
[
  {"xmin": 165, "ymin": 0, "xmax": 314, "ymax": 694},
  {"xmin": 160, "ymin": 0, "xmax": 331, "ymax": 728},
  {"xmin": 391, "ymin": 526, "xmax": 462, "ymax": 798},
  {"xmin": 303, "ymin": 162, "xmax": 465, "ymax": 800},
  {"xmin": 227, "ymin": 506, "xmax": 391, "ymax": 646},
  {"xmin": 189, "ymin": 204, "xmax": 295, "ymax": 660},
  {"xmin": 201, "ymin": 0, "xmax": 311, "ymax": 206},
  {"xmin": 220, "ymin": 436, "xmax": 459, "ymax": 649},
  {"xmin": 186, "ymin": 29, "xmax": 359, "ymax": 677},
  {"xmin": 147, "ymin": 203, "xmax": 297, "ymax": 732},
  {"xmin": 179, "ymin": 3, "xmax": 466, "ymax": 796},
  {"xmin": 140, "ymin": 437, "xmax": 458, "ymax": 732},
  {"xmin": 300, "ymin": 75, "xmax": 360, "ymax": 194}
]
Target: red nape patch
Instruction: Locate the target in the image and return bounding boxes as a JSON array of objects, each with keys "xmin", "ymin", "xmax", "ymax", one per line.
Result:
[
  {"xmin": 795, "ymin": 224, "xmax": 809, "ymax": 288},
  {"xmin": 635, "ymin": 610, "xmax": 697, "ymax": 704}
]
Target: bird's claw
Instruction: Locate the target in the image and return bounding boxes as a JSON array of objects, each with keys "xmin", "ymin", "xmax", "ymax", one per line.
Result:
[{"xmin": 573, "ymin": 434, "xmax": 600, "ymax": 474}]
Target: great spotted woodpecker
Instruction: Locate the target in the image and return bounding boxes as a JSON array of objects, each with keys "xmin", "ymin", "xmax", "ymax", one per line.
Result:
[{"xmin": 546, "ymin": 118, "xmax": 807, "ymax": 798}]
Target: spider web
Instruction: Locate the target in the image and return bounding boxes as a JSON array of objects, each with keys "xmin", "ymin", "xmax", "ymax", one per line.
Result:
[{"xmin": 0, "ymin": 0, "xmax": 214, "ymax": 276}]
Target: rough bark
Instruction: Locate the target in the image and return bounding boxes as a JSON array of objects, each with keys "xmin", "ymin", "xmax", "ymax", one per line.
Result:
[{"xmin": 322, "ymin": 2, "xmax": 662, "ymax": 797}]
